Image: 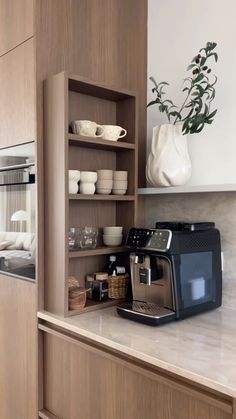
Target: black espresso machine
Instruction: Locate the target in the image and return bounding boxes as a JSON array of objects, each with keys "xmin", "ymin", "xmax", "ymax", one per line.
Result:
[{"xmin": 117, "ymin": 222, "xmax": 222, "ymax": 325}]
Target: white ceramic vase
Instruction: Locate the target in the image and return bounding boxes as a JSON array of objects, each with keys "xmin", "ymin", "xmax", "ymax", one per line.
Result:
[{"xmin": 146, "ymin": 124, "xmax": 191, "ymax": 187}]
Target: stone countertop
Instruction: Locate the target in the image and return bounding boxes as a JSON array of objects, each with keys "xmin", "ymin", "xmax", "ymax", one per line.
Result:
[{"xmin": 38, "ymin": 306, "xmax": 236, "ymax": 398}]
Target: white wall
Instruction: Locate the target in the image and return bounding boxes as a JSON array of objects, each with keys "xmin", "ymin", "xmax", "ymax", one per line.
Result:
[{"xmin": 147, "ymin": 0, "xmax": 236, "ymax": 186}]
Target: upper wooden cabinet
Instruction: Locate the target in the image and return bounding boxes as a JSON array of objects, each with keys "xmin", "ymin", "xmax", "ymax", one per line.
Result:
[
  {"xmin": 0, "ymin": 38, "xmax": 36, "ymax": 148},
  {"xmin": 0, "ymin": 0, "xmax": 34, "ymax": 56}
]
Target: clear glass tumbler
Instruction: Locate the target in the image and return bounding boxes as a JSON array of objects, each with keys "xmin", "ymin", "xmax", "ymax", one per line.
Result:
[{"xmin": 80, "ymin": 226, "xmax": 98, "ymax": 249}]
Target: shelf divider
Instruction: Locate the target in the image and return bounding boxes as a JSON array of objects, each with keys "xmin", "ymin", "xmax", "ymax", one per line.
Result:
[
  {"xmin": 69, "ymin": 194, "xmax": 135, "ymax": 201},
  {"xmin": 68, "ymin": 133, "xmax": 135, "ymax": 151},
  {"xmin": 69, "ymin": 246, "xmax": 128, "ymax": 258}
]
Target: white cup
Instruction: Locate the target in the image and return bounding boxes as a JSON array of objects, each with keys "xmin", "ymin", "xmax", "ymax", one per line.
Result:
[
  {"xmin": 113, "ymin": 171, "xmax": 128, "ymax": 181},
  {"xmin": 96, "ymin": 180, "xmax": 113, "ymax": 189},
  {"xmin": 98, "ymin": 125, "xmax": 127, "ymax": 141},
  {"xmin": 80, "ymin": 182, "xmax": 96, "ymax": 195},
  {"xmin": 69, "ymin": 170, "xmax": 80, "ymax": 182},
  {"xmin": 69, "ymin": 180, "xmax": 79, "ymax": 194},
  {"xmin": 71, "ymin": 120, "xmax": 104, "ymax": 138}
]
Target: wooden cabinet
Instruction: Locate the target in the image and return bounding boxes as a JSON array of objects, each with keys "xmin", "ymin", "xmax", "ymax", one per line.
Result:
[
  {"xmin": 44, "ymin": 72, "xmax": 138, "ymax": 317},
  {"xmin": 0, "ymin": 38, "xmax": 36, "ymax": 148},
  {"xmin": 0, "ymin": 274, "xmax": 37, "ymax": 419},
  {"xmin": 40, "ymin": 325, "xmax": 233, "ymax": 419},
  {"xmin": 0, "ymin": 0, "xmax": 34, "ymax": 56}
]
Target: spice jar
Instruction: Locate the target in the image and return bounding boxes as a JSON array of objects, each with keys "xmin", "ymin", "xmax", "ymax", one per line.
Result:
[{"xmin": 92, "ymin": 272, "xmax": 109, "ymax": 302}]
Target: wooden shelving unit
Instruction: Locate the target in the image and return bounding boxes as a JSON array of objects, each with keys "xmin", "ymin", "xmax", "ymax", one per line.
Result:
[{"xmin": 44, "ymin": 71, "xmax": 138, "ymax": 317}]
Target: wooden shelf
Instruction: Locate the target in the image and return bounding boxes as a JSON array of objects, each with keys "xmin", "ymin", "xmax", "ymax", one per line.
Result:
[
  {"xmin": 138, "ymin": 184, "xmax": 236, "ymax": 195},
  {"xmin": 69, "ymin": 194, "xmax": 135, "ymax": 201},
  {"xmin": 69, "ymin": 246, "xmax": 127, "ymax": 258},
  {"xmin": 68, "ymin": 133, "xmax": 135, "ymax": 151},
  {"xmin": 68, "ymin": 298, "xmax": 124, "ymax": 317}
]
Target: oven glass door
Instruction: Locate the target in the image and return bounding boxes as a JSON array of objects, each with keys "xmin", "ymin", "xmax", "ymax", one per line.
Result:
[{"xmin": 0, "ymin": 143, "xmax": 35, "ymax": 280}]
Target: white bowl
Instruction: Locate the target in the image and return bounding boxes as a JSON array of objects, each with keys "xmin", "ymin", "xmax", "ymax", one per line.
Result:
[
  {"xmin": 97, "ymin": 170, "xmax": 113, "ymax": 180},
  {"xmin": 80, "ymin": 171, "xmax": 97, "ymax": 183},
  {"xmin": 112, "ymin": 180, "xmax": 128, "ymax": 188},
  {"xmin": 96, "ymin": 188, "xmax": 112, "ymax": 195},
  {"xmin": 96, "ymin": 179, "xmax": 113, "ymax": 189},
  {"xmin": 103, "ymin": 235, "xmax": 123, "ymax": 246},
  {"xmin": 103, "ymin": 226, "xmax": 123, "ymax": 235},
  {"xmin": 69, "ymin": 170, "xmax": 80, "ymax": 182},
  {"xmin": 112, "ymin": 189, "xmax": 127, "ymax": 195},
  {"xmin": 80, "ymin": 182, "xmax": 95, "ymax": 194},
  {"xmin": 113, "ymin": 171, "xmax": 128, "ymax": 181}
]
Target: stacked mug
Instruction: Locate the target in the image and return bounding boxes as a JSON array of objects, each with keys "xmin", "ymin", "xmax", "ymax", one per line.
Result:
[
  {"xmin": 112, "ymin": 171, "xmax": 128, "ymax": 195},
  {"xmin": 96, "ymin": 170, "xmax": 113, "ymax": 194}
]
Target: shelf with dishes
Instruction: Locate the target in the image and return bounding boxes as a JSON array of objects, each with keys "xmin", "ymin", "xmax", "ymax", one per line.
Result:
[{"xmin": 44, "ymin": 71, "xmax": 137, "ymax": 317}]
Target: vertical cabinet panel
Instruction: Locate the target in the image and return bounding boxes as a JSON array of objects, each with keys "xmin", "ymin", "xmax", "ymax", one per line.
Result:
[
  {"xmin": 43, "ymin": 331, "xmax": 232, "ymax": 419},
  {"xmin": 0, "ymin": 274, "xmax": 37, "ymax": 419},
  {"xmin": 0, "ymin": 0, "xmax": 34, "ymax": 56},
  {"xmin": 0, "ymin": 38, "xmax": 36, "ymax": 148}
]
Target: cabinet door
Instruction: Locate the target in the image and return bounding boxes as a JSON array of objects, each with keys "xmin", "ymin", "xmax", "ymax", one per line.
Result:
[
  {"xmin": 42, "ymin": 329, "xmax": 232, "ymax": 419},
  {"xmin": 0, "ymin": 38, "xmax": 36, "ymax": 148},
  {"xmin": 0, "ymin": 0, "xmax": 34, "ymax": 56},
  {"xmin": 0, "ymin": 274, "xmax": 37, "ymax": 418}
]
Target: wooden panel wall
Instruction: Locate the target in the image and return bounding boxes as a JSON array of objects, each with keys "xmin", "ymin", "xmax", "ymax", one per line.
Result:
[
  {"xmin": 0, "ymin": 0, "xmax": 34, "ymax": 56},
  {"xmin": 0, "ymin": 38, "xmax": 36, "ymax": 148},
  {"xmin": 36, "ymin": 0, "xmax": 147, "ymax": 186},
  {"xmin": 0, "ymin": 274, "xmax": 37, "ymax": 419}
]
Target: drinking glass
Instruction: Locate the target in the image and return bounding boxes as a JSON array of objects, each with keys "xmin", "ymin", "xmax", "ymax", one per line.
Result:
[{"xmin": 80, "ymin": 226, "xmax": 98, "ymax": 249}]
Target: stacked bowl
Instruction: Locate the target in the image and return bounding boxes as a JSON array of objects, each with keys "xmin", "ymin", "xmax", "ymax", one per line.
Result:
[
  {"xmin": 103, "ymin": 226, "xmax": 123, "ymax": 246},
  {"xmin": 80, "ymin": 171, "xmax": 97, "ymax": 195},
  {"xmin": 112, "ymin": 171, "xmax": 128, "ymax": 195},
  {"xmin": 69, "ymin": 170, "xmax": 80, "ymax": 194},
  {"xmin": 96, "ymin": 170, "xmax": 113, "ymax": 194}
]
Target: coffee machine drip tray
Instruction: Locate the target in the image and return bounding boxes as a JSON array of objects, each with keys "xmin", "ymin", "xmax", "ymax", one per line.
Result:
[{"xmin": 117, "ymin": 301, "xmax": 176, "ymax": 326}]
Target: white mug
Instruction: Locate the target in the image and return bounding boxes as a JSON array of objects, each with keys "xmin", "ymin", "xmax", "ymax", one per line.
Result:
[
  {"xmin": 71, "ymin": 120, "xmax": 104, "ymax": 137},
  {"xmin": 98, "ymin": 125, "xmax": 127, "ymax": 141}
]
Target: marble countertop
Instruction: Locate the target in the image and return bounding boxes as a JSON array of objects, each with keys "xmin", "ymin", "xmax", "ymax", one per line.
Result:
[{"xmin": 38, "ymin": 306, "xmax": 236, "ymax": 398}]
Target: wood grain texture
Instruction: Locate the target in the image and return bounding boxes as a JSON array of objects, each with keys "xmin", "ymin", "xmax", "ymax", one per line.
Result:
[
  {"xmin": 36, "ymin": 0, "xmax": 147, "ymax": 186},
  {"xmin": 42, "ymin": 328, "xmax": 233, "ymax": 419},
  {"xmin": 44, "ymin": 72, "xmax": 68, "ymax": 316},
  {"xmin": 0, "ymin": 274, "xmax": 37, "ymax": 419},
  {"xmin": 0, "ymin": 38, "xmax": 36, "ymax": 148},
  {"xmin": 0, "ymin": 0, "xmax": 34, "ymax": 56}
]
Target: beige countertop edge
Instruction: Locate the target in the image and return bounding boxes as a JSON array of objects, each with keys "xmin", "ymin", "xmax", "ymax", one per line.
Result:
[{"xmin": 37, "ymin": 310, "xmax": 236, "ymax": 399}]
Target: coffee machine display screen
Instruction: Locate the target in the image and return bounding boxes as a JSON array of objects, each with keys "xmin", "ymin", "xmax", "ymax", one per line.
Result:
[{"xmin": 179, "ymin": 251, "xmax": 215, "ymax": 308}]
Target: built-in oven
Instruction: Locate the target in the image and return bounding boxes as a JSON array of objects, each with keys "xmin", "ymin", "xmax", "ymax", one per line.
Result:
[{"xmin": 0, "ymin": 142, "xmax": 36, "ymax": 280}]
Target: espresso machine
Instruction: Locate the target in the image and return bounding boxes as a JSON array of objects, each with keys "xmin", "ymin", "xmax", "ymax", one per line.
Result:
[{"xmin": 117, "ymin": 222, "xmax": 222, "ymax": 325}]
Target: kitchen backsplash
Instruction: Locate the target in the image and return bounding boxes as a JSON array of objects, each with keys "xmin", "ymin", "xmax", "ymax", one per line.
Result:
[{"xmin": 143, "ymin": 191, "xmax": 236, "ymax": 310}]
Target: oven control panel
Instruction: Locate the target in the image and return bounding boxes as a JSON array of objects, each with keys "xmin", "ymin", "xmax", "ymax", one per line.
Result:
[{"xmin": 126, "ymin": 228, "xmax": 172, "ymax": 252}]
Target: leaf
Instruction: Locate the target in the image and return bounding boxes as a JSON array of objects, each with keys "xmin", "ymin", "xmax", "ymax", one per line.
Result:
[
  {"xmin": 149, "ymin": 76, "xmax": 158, "ymax": 89},
  {"xmin": 187, "ymin": 63, "xmax": 197, "ymax": 71},
  {"xmin": 200, "ymin": 56, "xmax": 207, "ymax": 67},
  {"xmin": 182, "ymin": 87, "xmax": 189, "ymax": 93},
  {"xmin": 208, "ymin": 52, "xmax": 218, "ymax": 62},
  {"xmin": 157, "ymin": 81, "xmax": 169, "ymax": 88},
  {"xmin": 163, "ymin": 99, "xmax": 174, "ymax": 105},
  {"xmin": 206, "ymin": 108, "xmax": 217, "ymax": 120},
  {"xmin": 192, "ymin": 122, "xmax": 205, "ymax": 133},
  {"xmin": 193, "ymin": 73, "xmax": 204, "ymax": 84},
  {"xmin": 169, "ymin": 111, "xmax": 182, "ymax": 120},
  {"xmin": 147, "ymin": 100, "xmax": 159, "ymax": 108}
]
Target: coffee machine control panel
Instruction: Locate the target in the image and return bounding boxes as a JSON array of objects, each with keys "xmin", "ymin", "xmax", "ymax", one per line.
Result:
[{"xmin": 126, "ymin": 228, "xmax": 172, "ymax": 252}]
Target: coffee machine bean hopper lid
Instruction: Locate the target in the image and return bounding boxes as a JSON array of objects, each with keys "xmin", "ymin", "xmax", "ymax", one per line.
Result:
[{"xmin": 155, "ymin": 222, "xmax": 215, "ymax": 231}]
